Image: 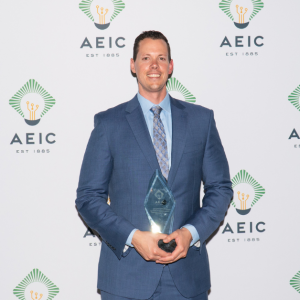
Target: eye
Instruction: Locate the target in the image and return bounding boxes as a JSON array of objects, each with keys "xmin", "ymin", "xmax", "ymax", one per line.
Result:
[
  {"xmin": 142, "ymin": 57, "xmax": 149, "ymax": 60},
  {"xmin": 159, "ymin": 57, "xmax": 166, "ymax": 61}
]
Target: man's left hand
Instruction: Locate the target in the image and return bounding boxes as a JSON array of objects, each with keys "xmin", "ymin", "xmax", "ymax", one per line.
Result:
[{"xmin": 156, "ymin": 227, "xmax": 192, "ymax": 264}]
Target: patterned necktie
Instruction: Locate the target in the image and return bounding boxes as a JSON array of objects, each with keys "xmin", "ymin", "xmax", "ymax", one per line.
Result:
[{"xmin": 150, "ymin": 106, "xmax": 169, "ymax": 180}]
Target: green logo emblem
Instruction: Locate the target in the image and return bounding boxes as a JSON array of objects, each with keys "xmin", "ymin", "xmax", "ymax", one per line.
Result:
[
  {"xmin": 290, "ymin": 271, "xmax": 300, "ymax": 294},
  {"xmin": 231, "ymin": 170, "xmax": 265, "ymax": 215},
  {"xmin": 288, "ymin": 84, "xmax": 300, "ymax": 112},
  {"xmin": 167, "ymin": 78, "xmax": 196, "ymax": 103},
  {"xmin": 79, "ymin": 0, "xmax": 125, "ymax": 30},
  {"xmin": 13, "ymin": 268, "xmax": 59, "ymax": 300},
  {"xmin": 219, "ymin": 0, "xmax": 264, "ymax": 29},
  {"xmin": 9, "ymin": 79, "xmax": 55, "ymax": 126}
]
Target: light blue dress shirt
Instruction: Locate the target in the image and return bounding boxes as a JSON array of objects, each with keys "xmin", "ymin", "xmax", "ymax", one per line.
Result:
[{"xmin": 125, "ymin": 92, "xmax": 200, "ymax": 247}]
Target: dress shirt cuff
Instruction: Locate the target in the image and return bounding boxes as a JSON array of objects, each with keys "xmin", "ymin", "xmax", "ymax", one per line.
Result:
[
  {"xmin": 126, "ymin": 228, "xmax": 138, "ymax": 247},
  {"xmin": 182, "ymin": 224, "xmax": 200, "ymax": 247}
]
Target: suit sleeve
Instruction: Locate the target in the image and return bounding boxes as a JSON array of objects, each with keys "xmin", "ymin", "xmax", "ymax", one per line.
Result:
[
  {"xmin": 185, "ymin": 110, "xmax": 233, "ymax": 244},
  {"xmin": 76, "ymin": 115, "xmax": 136, "ymax": 259}
]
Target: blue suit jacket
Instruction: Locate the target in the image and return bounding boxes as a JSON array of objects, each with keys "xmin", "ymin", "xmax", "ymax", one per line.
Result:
[{"xmin": 76, "ymin": 95, "xmax": 233, "ymax": 299}]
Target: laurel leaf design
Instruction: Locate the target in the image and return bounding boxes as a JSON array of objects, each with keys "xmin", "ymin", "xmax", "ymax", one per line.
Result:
[
  {"xmin": 290, "ymin": 271, "xmax": 300, "ymax": 294},
  {"xmin": 110, "ymin": 0, "xmax": 125, "ymax": 21},
  {"xmin": 249, "ymin": 0, "xmax": 264, "ymax": 21},
  {"xmin": 167, "ymin": 78, "xmax": 196, "ymax": 103},
  {"xmin": 79, "ymin": 0, "xmax": 94, "ymax": 22},
  {"xmin": 288, "ymin": 84, "xmax": 300, "ymax": 112},
  {"xmin": 219, "ymin": 0, "xmax": 234, "ymax": 21}
]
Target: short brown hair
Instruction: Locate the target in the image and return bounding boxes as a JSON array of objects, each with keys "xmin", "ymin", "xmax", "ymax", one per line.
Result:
[{"xmin": 133, "ymin": 30, "xmax": 171, "ymax": 62}]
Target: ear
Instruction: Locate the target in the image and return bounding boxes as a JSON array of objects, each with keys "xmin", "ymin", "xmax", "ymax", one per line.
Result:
[
  {"xmin": 130, "ymin": 58, "xmax": 136, "ymax": 74},
  {"xmin": 168, "ymin": 59, "xmax": 174, "ymax": 75}
]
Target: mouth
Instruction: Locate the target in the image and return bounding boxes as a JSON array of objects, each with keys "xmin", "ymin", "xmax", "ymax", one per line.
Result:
[{"xmin": 147, "ymin": 74, "xmax": 161, "ymax": 78}]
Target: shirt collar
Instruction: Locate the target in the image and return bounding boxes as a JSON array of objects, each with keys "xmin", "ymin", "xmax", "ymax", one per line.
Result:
[{"xmin": 137, "ymin": 92, "xmax": 171, "ymax": 116}]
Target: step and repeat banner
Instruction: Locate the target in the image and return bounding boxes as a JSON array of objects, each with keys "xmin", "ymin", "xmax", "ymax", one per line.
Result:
[{"xmin": 1, "ymin": 0, "xmax": 300, "ymax": 299}]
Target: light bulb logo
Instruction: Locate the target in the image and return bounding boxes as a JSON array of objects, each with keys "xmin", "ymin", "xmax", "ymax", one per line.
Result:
[
  {"xmin": 79, "ymin": 0, "xmax": 125, "ymax": 30},
  {"xmin": 13, "ymin": 269, "xmax": 59, "ymax": 300},
  {"xmin": 9, "ymin": 79, "xmax": 55, "ymax": 126},
  {"xmin": 219, "ymin": 0, "xmax": 264, "ymax": 29},
  {"xmin": 231, "ymin": 170, "xmax": 265, "ymax": 215},
  {"xmin": 95, "ymin": 5, "xmax": 110, "ymax": 29}
]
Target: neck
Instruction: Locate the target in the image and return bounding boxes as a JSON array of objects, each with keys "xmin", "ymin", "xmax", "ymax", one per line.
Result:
[{"xmin": 138, "ymin": 85, "xmax": 167, "ymax": 105}]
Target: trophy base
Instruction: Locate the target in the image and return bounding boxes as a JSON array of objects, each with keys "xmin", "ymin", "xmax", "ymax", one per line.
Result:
[{"xmin": 158, "ymin": 239, "xmax": 177, "ymax": 253}]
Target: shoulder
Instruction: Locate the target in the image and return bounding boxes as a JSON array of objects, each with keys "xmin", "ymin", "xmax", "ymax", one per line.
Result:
[
  {"xmin": 93, "ymin": 99, "xmax": 132, "ymax": 128},
  {"xmin": 171, "ymin": 97, "xmax": 213, "ymax": 122}
]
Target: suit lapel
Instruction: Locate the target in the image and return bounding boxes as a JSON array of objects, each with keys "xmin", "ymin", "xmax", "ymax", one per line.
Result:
[
  {"xmin": 125, "ymin": 95, "xmax": 188, "ymax": 186},
  {"xmin": 168, "ymin": 97, "xmax": 188, "ymax": 189},
  {"xmin": 125, "ymin": 96, "xmax": 160, "ymax": 172}
]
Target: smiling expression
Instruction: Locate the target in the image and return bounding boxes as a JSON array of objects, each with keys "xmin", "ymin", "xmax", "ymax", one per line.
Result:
[{"xmin": 130, "ymin": 38, "xmax": 174, "ymax": 97}]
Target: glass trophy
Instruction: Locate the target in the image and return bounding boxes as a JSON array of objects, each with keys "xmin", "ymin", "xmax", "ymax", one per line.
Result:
[{"xmin": 144, "ymin": 170, "xmax": 177, "ymax": 253}]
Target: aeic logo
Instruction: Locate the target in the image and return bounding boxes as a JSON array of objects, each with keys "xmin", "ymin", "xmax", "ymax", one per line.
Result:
[
  {"xmin": 9, "ymin": 79, "xmax": 55, "ymax": 126},
  {"xmin": 13, "ymin": 269, "xmax": 59, "ymax": 300},
  {"xmin": 219, "ymin": 0, "xmax": 264, "ymax": 29},
  {"xmin": 231, "ymin": 169, "xmax": 265, "ymax": 215},
  {"xmin": 79, "ymin": 0, "xmax": 125, "ymax": 30}
]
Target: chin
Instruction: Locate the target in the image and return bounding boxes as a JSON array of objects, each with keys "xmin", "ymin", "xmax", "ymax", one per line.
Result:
[
  {"xmin": 149, "ymin": 82, "xmax": 165, "ymax": 90},
  {"xmin": 149, "ymin": 87, "xmax": 164, "ymax": 93}
]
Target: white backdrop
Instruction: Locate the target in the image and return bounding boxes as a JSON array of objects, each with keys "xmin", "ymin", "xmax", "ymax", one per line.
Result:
[{"xmin": 1, "ymin": 0, "xmax": 300, "ymax": 299}]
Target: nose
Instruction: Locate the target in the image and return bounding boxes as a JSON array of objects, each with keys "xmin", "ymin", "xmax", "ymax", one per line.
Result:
[
  {"xmin": 150, "ymin": 58, "xmax": 160, "ymax": 69},
  {"xmin": 150, "ymin": 61, "xmax": 158, "ymax": 69}
]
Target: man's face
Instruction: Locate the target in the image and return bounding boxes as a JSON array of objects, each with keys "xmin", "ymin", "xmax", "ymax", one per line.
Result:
[{"xmin": 130, "ymin": 38, "xmax": 174, "ymax": 94}]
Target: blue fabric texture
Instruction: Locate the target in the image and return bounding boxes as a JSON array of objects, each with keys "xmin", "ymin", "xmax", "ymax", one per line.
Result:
[
  {"xmin": 76, "ymin": 95, "xmax": 233, "ymax": 299},
  {"xmin": 101, "ymin": 266, "xmax": 208, "ymax": 300},
  {"xmin": 129, "ymin": 93, "xmax": 199, "ymax": 247}
]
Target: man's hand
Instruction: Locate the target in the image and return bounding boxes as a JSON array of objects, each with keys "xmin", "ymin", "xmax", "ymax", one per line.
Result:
[
  {"xmin": 156, "ymin": 228, "xmax": 192, "ymax": 264},
  {"xmin": 131, "ymin": 230, "xmax": 170, "ymax": 261}
]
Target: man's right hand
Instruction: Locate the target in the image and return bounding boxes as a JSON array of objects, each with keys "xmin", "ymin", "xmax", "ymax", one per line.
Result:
[{"xmin": 131, "ymin": 230, "xmax": 170, "ymax": 262}]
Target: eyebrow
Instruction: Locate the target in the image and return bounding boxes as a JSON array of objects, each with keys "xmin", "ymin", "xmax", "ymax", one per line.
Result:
[{"xmin": 142, "ymin": 54, "xmax": 167, "ymax": 56}]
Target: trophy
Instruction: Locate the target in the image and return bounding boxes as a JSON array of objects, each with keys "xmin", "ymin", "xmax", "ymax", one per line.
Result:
[{"xmin": 144, "ymin": 170, "xmax": 177, "ymax": 253}]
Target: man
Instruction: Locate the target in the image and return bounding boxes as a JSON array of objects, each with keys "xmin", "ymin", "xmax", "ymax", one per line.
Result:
[{"xmin": 76, "ymin": 31, "xmax": 232, "ymax": 300}]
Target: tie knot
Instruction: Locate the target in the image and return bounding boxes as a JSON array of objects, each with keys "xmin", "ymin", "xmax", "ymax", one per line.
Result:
[{"xmin": 150, "ymin": 106, "xmax": 162, "ymax": 117}]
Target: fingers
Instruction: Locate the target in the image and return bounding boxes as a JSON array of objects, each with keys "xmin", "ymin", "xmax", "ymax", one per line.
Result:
[
  {"xmin": 152, "ymin": 246, "xmax": 169, "ymax": 259},
  {"xmin": 156, "ymin": 233, "xmax": 168, "ymax": 241},
  {"xmin": 156, "ymin": 230, "xmax": 190, "ymax": 264},
  {"xmin": 156, "ymin": 245, "xmax": 185, "ymax": 264},
  {"xmin": 133, "ymin": 231, "xmax": 189, "ymax": 263},
  {"xmin": 145, "ymin": 234, "xmax": 174, "ymax": 261},
  {"xmin": 163, "ymin": 231, "xmax": 178, "ymax": 243},
  {"xmin": 135, "ymin": 232, "xmax": 171, "ymax": 261},
  {"xmin": 142, "ymin": 244, "xmax": 170, "ymax": 261},
  {"xmin": 153, "ymin": 234, "xmax": 171, "ymax": 258}
]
